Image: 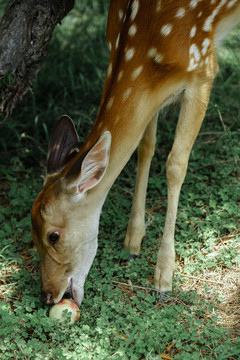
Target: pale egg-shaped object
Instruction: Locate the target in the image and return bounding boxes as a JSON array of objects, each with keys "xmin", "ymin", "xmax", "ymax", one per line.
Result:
[{"xmin": 49, "ymin": 299, "xmax": 80, "ymax": 324}]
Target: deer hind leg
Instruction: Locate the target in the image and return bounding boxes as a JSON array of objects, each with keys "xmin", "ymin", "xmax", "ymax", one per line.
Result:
[
  {"xmin": 124, "ymin": 112, "xmax": 158, "ymax": 255},
  {"xmin": 154, "ymin": 62, "xmax": 218, "ymax": 293}
]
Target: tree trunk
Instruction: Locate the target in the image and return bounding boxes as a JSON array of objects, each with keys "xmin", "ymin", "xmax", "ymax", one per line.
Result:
[{"xmin": 0, "ymin": 0, "xmax": 75, "ymax": 120}]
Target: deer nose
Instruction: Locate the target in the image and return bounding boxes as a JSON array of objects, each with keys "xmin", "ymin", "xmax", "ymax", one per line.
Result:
[{"xmin": 41, "ymin": 291, "xmax": 54, "ymax": 305}]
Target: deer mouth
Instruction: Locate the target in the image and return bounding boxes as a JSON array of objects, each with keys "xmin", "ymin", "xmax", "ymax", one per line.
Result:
[{"xmin": 64, "ymin": 278, "xmax": 74, "ymax": 300}]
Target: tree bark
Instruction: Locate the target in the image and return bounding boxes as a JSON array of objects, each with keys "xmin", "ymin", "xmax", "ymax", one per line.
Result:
[{"xmin": 0, "ymin": 0, "xmax": 75, "ymax": 119}]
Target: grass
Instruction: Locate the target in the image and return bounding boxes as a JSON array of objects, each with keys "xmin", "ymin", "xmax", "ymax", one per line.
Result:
[{"xmin": 0, "ymin": 1, "xmax": 240, "ymax": 359}]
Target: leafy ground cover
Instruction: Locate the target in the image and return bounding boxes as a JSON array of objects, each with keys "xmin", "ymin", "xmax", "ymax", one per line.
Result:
[{"xmin": 0, "ymin": 1, "xmax": 239, "ymax": 359}]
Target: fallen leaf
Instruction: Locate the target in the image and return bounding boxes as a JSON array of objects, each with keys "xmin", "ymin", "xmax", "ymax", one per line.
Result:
[
  {"xmin": 160, "ymin": 354, "xmax": 172, "ymax": 360},
  {"xmin": 116, "ymin": 330, "xmax": 128, "ymax": 341}
]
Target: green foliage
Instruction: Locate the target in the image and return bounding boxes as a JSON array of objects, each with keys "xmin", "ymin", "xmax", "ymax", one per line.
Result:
[{"xmin": 0, "ymin": 1, "xmax": 239, "ymax": 359}]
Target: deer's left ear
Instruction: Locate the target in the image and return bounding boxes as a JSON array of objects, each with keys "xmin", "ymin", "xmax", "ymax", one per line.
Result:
[
  {"xmin": 64, "ymin": 132, "xmax": 111, "ymax": 196},
  {"xmin": 47, "ymin": 115, "xmax": 79, "ymax": 175}
]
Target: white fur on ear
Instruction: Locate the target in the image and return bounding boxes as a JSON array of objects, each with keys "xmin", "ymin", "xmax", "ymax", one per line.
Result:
[{"xmin": 65, "ymin": 131, "xmax": 111, "ymax": 196}]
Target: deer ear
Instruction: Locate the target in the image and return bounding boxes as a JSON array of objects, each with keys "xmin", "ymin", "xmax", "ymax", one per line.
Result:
[
  {"xmin": 64, "ymin": 131, "xmax": 111, "ymax": 196},
  {"xmin": 47, "ymin": 115, "xmax": 79, "ymax": 175}
]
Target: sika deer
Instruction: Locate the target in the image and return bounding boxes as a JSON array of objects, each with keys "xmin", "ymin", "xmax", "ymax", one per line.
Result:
[{"xmin": 31, "ymin": 0, "xmax": 240, "ymax": 306}]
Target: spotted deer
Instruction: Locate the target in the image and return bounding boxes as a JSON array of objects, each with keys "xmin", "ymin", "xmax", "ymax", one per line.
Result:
[{"xmin": 31, "ymin": 0, "xmax": 240, "ymax": 306}]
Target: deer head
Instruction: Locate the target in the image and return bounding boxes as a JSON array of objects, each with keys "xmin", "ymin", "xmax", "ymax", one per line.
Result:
[{"xmin": 31, "ymin": 116, "xmax": 111, "ymax": 306}]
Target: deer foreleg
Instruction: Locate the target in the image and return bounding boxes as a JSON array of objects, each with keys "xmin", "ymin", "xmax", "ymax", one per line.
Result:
[{"xmin": 124, "ymin": 113, "xmax": 158, "ymax": 255}]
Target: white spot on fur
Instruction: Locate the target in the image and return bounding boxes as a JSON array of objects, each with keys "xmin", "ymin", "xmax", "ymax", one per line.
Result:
[
  {"xmin": 205, "ymin": 57, "xmax": 209, "ymax": 64},
  {"xmin": 106, "ymin": 97, "xmax": 114, "ymax": 110},
  {"xmin": 108, "ymin": 42, "xmax": 112, "ymax": 51},
  {"xmin": 220, "ymin": 0, "xmax": 227, "ymax": 5},
  {"xmin": 212, "ymin": 7, "xmax": 220, "ymax": 18},
  {"xmin": 161, "ymin": 24, "xmax": 172, "ymax": 36},
  {"xmin": 203, "ymin": 0, "xmax": 227, "ymax": 31},
  {"xmin": 154, "ymin": 53, "xmax": 163, "ymax": 63},
  {"xmin": 148, "ymin": 47, "xmax": 157, "ymax": 58},
  {"xmin": 156, "ymin": 0, "xmax": 161, "ymax": 12},
  {"xmin": 107, "ymin": 63, "xmax": 112, "ymax": 77},
  {"xmin": 175, "ymin": 8, "xmax": 185, "ymax": 18},
  {"xmin": 203, "ymin": 16, "xmax": 213, "ymax": 32},
  {"xmin": 201, "ymin": 38, "xmax": 210, "ymax": 56},
  {"xmin": 123, "ymin": 88, "xmax": 132, "ymax": 101},
  {"xmin": 118, "ymin": 71, "xmax": 123, "ymax": 81},
  {"xmin": 190, "ymin": 26, "xmax": 197, "ymax": 38},
  {"xmin": 116, "ymin": 34, "xmax": 120, "ymax": 49},
  {"xmin": 125, "ymin": 48, "xmax": 135, "ymax": 61},
  {"xmin": 147, "ymin": 48, "xmax": 163, "ymax": 64},
  {"xmin": 129, "ymin": 24, "xmax": 137, "ymax": 36},
  {"xmin": 190, "ymin": 44, "xmax": 201, "ymax": 61},
  {"xmin": 227, "ymin": 0, "xmax": 238, "ymax": 7},
  {"xmin": 131, "ymin": 0, "xmax": 139, "ymax": 21},
  {"xmin": 132, "ymin": 65, "xmax": 143, "ymax": 80},
  {"xmin": 187, "ymin": 58, "xmax": 197, "ymax": 71},
  {"xmin": 187, "ymin": 43, "xmax": 201, "ymax": 71},
  {"xmin": 119, "ymin": 9, "xmax": 123, "ymax": 20},
  {"xmin": 198, "ymin": 11, "xmax": 203, "ymax": 17},
  {"xmin": 189, "ymin": 0, "xmax": 198, "ymax": 8}
]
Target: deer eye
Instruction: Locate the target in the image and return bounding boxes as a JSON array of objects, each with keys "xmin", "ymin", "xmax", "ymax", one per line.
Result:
[{"xmin": 48, "ymin": 231, "xmax": 60, "ymax": 243}]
